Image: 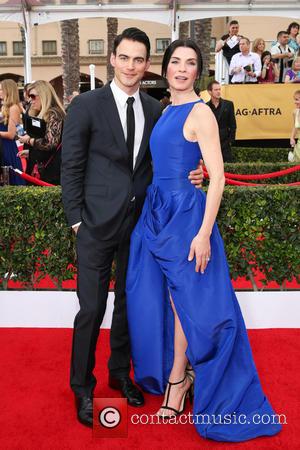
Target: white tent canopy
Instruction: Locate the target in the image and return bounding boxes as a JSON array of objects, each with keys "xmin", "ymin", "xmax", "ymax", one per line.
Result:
[{"xmin": 0, "ymin": 1, "xmax": 299, "ymax": 82}]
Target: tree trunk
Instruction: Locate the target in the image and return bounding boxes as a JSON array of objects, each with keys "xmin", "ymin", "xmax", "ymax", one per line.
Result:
[
  {"xmin": 192, "ymin": 19, "xmax": 212, "ymax": 77},
  {"xmin": 60, "ymin": 19, "xmax": 80, "ymax": 107},
  {"xmin": 179, "ymin": 21, "xmax": 190, "ymax": 40},
  {"xmin": 106, "ymin": 18, "xmax": 118, "ymax": 81}
]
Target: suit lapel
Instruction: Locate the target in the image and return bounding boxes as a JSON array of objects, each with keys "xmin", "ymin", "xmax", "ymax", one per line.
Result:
[
  {"xmin": 134, "ymin": 92, "xmax": 153, "ymax": 174},
  {"xmin": 100, "ymin": 83, "xmax": 128, "ymax": 158}
]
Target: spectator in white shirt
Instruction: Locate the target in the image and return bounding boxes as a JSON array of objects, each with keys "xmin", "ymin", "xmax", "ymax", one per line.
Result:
[
  {"xmin": 229, "ymin": 37, "xmax": 262, "ymax": 84},
  {"xmin": 270, "ymin": 31, "xmax": 295, "ymax": 83}
]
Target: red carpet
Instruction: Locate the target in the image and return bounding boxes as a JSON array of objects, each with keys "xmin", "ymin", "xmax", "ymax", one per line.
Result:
[{"xmin": 0, "ymin": 329, "xmax": 298, "ymax": 450}]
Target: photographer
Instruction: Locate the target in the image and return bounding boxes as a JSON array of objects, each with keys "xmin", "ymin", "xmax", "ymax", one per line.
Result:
[
  {"xmin": 215, "ymin": 20, "xmax": 242, "ymax": 66},
  {"xmin": 258, "ymin": 51, "xmax": 279, "ymax": 83},
  {"xmin": 270, "ymin": 31, "xmax": 294, "ymax": 83},
  {"xmin": 229, "ymin": 37, "xmax": 261, "ymax": 84}
]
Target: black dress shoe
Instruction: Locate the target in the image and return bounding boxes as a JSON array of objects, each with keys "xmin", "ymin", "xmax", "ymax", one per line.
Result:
[
  {"xmin": 75, "ymin": 395, "xmax": 93, "ymax": 427},
  {"xmin": 109, "ymin": 375, "xmax": 144, "ymax": 407}
]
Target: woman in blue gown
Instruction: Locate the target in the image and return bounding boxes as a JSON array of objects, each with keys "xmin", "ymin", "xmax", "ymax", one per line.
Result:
[
  {"xmin": 126, "ymin": 40, "xmax": 282, "ymax": 442},
  {"xmin": 0, "ymin": 79, "xmax": 26, "ymax": 185}
]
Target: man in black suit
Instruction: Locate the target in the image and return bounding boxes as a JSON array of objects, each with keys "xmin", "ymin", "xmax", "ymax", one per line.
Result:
[
  {"xmin": 61, "ymin": 28, "xmax": 203, "ymax": 428},
  {"xmin": 206, "ymin": 80, "xmax": 237, "ymax": 162}
]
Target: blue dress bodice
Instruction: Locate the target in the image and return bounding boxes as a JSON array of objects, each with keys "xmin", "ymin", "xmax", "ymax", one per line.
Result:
[{"xmin": 150, "ymin": 101, "xmax": 202, "ymax": 188}]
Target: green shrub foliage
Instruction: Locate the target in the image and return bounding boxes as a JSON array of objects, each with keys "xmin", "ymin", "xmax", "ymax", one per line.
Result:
[
  {"xmin": 232, "ymin": 147, "xmax": 290, "ymax": 162},
  {"xmin": 0, "ymin": 186, "xmax": 299, "ymax": 290}
]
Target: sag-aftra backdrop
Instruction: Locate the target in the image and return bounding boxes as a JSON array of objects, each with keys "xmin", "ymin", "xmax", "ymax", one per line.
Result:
[{"xmin": 202, "ymin": 84, "xmax": 297, "ymax": 140}]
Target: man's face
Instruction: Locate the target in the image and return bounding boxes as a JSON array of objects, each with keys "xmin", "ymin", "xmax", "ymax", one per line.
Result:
[
  {"xmin": 229, "ymin": 23, "xmax": 239, "ymax": 36},
  {"xmin": 209, "ymin": 84, "xmax": 221, "ymax": 100},
  {"xmin": 239, "ymin": 39, "xmax": 250, "ymax": 54},
  {"xmin": 279, "ymin": 33, "xmax": 289, "ymax": 45},
  {"xmin": 110, "ymin": 38, "xmax": 150, "ymax": 93}
]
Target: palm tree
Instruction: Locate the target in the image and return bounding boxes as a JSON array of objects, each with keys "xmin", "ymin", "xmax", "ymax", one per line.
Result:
[
  {"xmin": 60, "ymin": 19, "xmax": 80, "ymax": 107},
  {"xmin": 192, "ymin": 19, "xmax": 212, "ymax": 78},
  {"xmin": 179, "ymin": 21, "xmax": 190, "ymax": 40},
  {"xmin": 106, "ymin": 18, "xmax": 118, "ymax": 81}
]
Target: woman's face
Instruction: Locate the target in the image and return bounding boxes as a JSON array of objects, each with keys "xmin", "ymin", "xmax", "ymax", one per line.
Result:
[
  {"xmin": 257, "ymin": 40, "xmax": 265, "ymax": 52},
  {"xmin": 294, "ymin": 60, "xmax": 300, "ymax": 71},
  {"xmin": 294, "ymin": 94, "xmax": 300, "ymax": 108},
  {"xmin": 166, "ymin": 46, "xmax": 198, "ymax": 92},
  {"xmin": 291, "ymin": 25, "xmax": 299, "ymax": 37},
  {"xmin": 29, "ymin": 88, "xmax": 41, "ymax": 112},
  {"xmin": 263, "ymin": 54, "xmax": 271, "ymax": 64}
]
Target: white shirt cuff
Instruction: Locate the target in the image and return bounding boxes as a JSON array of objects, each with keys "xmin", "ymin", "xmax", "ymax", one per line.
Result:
[{"xmin": 72, "ymin": 221, "xmax": 82, "ymax": 229}]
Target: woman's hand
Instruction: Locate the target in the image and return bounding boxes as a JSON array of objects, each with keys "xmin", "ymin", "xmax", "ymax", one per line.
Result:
[
  {"xmin": 18, "ymin": 134, "xmax": 30, "ymax": 144},
  {"xmin": 17, "ymin": 149, "xmax": 29, "ymax": 158},
  {"xmin": 290, "ymin": 138, "xmax": 296, "ymax": 147},
  {"xmin": 188, "ymin": 233, "xmax": 211, "ymax": 274}
]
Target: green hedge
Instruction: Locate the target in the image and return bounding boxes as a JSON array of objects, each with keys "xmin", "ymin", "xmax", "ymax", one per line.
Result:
[
  {"xmin": 0, "ymin": 186, "xmax": 299, "ymax": 290},
  {"xmin": 224, "ymin": 162, "xmax": 299, "ymax": 184},
  {"xmin": 232, "ymin": 147, "xmax": 290, "ymax": 163}
]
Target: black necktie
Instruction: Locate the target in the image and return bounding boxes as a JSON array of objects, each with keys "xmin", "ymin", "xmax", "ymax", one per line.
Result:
[{"xmin": 126, "ymin": 97, "xmax": 135, "ymax": 171}]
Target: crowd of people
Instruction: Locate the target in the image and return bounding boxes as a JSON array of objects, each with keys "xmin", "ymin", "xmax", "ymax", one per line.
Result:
[
  {"xmin": 0, "ymin": 79, "xmax": 65, "ymax": 185},
  {"xmin": 216, "ymin": 20, "xmax": 300, "ymax": 83}
]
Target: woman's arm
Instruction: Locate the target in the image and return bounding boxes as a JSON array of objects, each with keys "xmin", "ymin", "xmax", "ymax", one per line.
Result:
[
  {"xmin": 260, "ymin": 65, "xmax": 267, "ymax": 80},
  {"xmin": 0, "ymin": 105, "xmax": 20, "ymax": 140},
  {"xmin": 187, "ymin": 103, "xmax": 225, "ymax": 273},
  {"xmin": 290, "ymin": 111, "xmax": 297, "ymax": 147},
  {"xmin": 273, "ymin": 63, "xmax": 280, "ymax": 79},
  {"xmin": 33, "ymin": 109, "xmax": 63, "ymax": 152},
  {"xmin": 284, "ymin": 70, "xmax": 293, "ymax": 83}
]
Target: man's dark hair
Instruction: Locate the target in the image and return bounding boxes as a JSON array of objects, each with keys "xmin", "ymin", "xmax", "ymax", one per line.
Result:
[
  {"xmin": 240, "ymin": 36, "xmax": 250, "ymax": 45},
  {"xmin": 207, "ymin": 80, "xmax": 220, "ymax": 91},
  {"xmin": 113, "ymin": 27, "xmax": 151, "ymax": 60},
  {"xmin": 277, "ymin": 30, "xmax": 289, "ymax": 40},
  {"xmin": 287, "ymin": 22, "xmax": 300, "ymax": 35},
  {"xmin": 229, "ymin": 20, "xmax": 239, "ymax": 26},
  {"xmin": 161, "ymin": 39, "xmax": 203, "ymax": 80}
]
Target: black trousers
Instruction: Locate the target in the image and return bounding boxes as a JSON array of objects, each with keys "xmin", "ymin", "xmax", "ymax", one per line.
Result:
[{"xmin": 70, "ymin": 204, "xmax": 136, "ymax": 397}]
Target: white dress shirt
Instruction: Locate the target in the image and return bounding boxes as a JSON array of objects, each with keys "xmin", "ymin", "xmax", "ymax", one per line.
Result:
[
  {"xmin": 72, "ymin": 79, "xmax": 145, "ymax": 229},
  {"xmin": 110, "ymin": 79, "xmax": 145, "ymax": 170},
  {"xmin": 229, "ymin": 52, "xmax": 262, "ymax": 83}
]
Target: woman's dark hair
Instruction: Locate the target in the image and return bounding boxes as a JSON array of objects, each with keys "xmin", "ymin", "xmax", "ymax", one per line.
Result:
[
  {"xmin": 261, "ymin": 50, "xmax": 272, "ymax": 64},
  {"xmin": 287, "ymin": 22, "xmax": 300, "ymax": 35},
  {"xmin": 113, "ymin": 27, "xmax": 151, "ymax": 60},
  {"xmin": 161, "ymin": 39, "xmax": 203, "ymax": 80}
]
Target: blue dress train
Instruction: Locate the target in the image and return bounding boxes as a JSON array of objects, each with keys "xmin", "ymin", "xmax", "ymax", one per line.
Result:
[{"xmin": 126, "ymin": 100, "xmax": 282, "ymax": 442}]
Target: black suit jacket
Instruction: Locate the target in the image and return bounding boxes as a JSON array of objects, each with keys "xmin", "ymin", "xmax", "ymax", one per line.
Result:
[
  {"xmin": 207, "ymin": 98, "xmax": 236, "ymax": 144},
  {"xmin": 61, "ymin": 83, "xmax": 161, "ymax": 239}
]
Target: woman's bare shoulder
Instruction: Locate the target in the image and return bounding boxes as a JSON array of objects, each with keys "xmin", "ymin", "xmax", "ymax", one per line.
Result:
[
  {"xmin": 9, "ymin": 104, "xmax": 21, "ymax": 114},
  {"xmin": 191, "ymin": 101, "xmax": 215, "ymax": 124}
]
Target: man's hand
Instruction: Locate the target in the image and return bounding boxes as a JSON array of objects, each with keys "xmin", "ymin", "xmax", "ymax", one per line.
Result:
[
  {"xmin": 247, "ymin": 71, "xmax": 256, "ymax": 78},
  {"xmin": 72, "ymin": 224, "xmax": 80, "ymax": 235},
  {"xmin": 234, "ymin": 66, "xmax": 242, "ymax": 74},
  {"xmin": 189, "ymin": 159, "xmax": 204, "ymax": 189}
]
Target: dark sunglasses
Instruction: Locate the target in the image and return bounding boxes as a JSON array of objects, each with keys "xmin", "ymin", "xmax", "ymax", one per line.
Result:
[{"xmin": 29, "ymin": 93, "xmax": 38, "ymax": 100}]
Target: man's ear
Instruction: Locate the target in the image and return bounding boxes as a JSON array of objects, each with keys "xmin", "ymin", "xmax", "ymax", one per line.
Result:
[
  {"xmin": 110, "ymin": 53, "xmax": 116, "ymax": 68},
  {"xmin": 145, "ymin": 59, "xmax": 151, "ymax": 71}
]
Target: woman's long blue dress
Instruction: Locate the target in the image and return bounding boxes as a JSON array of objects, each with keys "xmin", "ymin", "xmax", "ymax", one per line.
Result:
[
  {"xmin": 0, "ymin": 123, "xmax": 26, "ymax": 185},
  {"xmin": 126, "ymin": 100, "xmax": 282, "ymax": 442}
]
